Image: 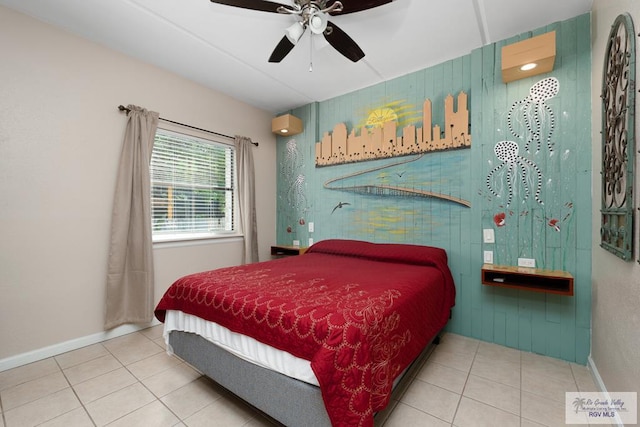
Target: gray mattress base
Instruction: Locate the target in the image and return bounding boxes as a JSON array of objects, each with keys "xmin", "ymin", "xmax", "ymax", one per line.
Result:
[{"xmin": 168, "ymin": 330, "xmax": 439, "ymax": 427}]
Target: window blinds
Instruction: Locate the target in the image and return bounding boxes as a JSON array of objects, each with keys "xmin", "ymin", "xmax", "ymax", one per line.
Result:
[{"xmin": 150, "ymin": 129, "xmax": 235, "ymax": 238}]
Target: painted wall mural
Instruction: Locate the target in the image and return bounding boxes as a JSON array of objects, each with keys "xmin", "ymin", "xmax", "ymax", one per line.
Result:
[
  {"xmin": 486, "ymin": 139, "xmax": 544, "ymax": 208},
  {"xmin": 360, "ymin": 100, "xmax": 422, "ymax": 130},
  {"xmin": 279, "ymin": 138, "xmax": 310, "ymax": 237},
  {"xmin": 483, "ymin": 76, "xmax": 575, "ymax": 269},
  {"xmin": 486, "ymin": 77, "xmax": 558, "ymax": 208},
  {"xmin": 276, "ymin": 13, "xmax": 592, "ymax": 364},
  {"xmin": 508, "ymin": 77, "xmax": 559, "ymax": 155},
  {"xmin": 323, "ymin": 153, "xmax": 471, "ymax": 208},
  {"xmin": 274, "ymin": 91, "xmax": 474, "ymax": 240},
  {"xmin": 315, "ymin": 92, "xmax": 470, "ymax": 166}
]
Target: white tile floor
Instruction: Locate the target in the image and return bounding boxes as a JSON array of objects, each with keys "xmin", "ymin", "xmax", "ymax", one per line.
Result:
[{"xmin": 0, "ymin": 328, "xmax": 604, "ymax": 427}]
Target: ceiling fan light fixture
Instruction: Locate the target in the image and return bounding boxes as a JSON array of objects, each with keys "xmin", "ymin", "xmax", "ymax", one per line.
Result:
[
  {"xmin": 210, "ymin": 0, "xmax": 383, "ymax": 64},
  {"xmin": 309, "ymin": 12, "xmax": 327, "ymax": 35},
  {"xmin": 285, "ymin": 21, "xmax": 305, "ymax": 44}
]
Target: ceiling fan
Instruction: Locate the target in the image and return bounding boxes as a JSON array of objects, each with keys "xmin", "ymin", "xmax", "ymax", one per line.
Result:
[{"xmin": 209, "ymin": 0, "xmax": 394, "ymax": 63}]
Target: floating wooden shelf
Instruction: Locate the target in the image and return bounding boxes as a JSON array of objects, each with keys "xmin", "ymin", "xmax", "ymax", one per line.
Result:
[
  {"xmin": 270, "ymin": 245, "xmax": 307, "ymax": 258},
  {"xmin": 481, "ymin": 264, "xmax": 574, "ymax": 296}
]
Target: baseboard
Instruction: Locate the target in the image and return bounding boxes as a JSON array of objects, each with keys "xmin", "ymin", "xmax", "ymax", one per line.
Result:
[
  {"xmin": 588, "ymin": 355, "xmax": 624, "ymax": 427},
  {"xmin": 0, "ymin": 320, "xmax": 161, "ymax": 373}
]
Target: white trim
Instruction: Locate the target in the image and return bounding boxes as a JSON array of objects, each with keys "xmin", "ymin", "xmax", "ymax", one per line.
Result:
[
  {"xmin": 0, "ymin": 320, "xmax": 161, "ymax": 373},
  {"xmin": 588, "ymin": 355, "xmax": 624, "ymax": 427},
  {"xmin": 153, "ymin": 234, "xmax": 243, "ymax": 249}
]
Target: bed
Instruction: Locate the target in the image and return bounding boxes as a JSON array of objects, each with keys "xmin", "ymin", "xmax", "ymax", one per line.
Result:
[{"xmin": 154, "ymin": 239, "xmax": 456, "ymax": 427}]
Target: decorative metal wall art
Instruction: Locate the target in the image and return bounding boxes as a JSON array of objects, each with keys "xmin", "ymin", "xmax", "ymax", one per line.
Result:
[{"xmin": 600, "ymin": 13, "xmax": 635, "ymax": 261}]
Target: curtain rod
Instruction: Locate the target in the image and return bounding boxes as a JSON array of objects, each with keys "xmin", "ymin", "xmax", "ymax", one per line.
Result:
[{"xmin": 117, "ymin": 105, "xmax": 258, "ymax": 147}]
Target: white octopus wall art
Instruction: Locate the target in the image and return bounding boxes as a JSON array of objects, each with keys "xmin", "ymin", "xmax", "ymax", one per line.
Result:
[
  {"xmin": 279, "ymin": 139, "xmax": 309, "ymax": 225},
  {"xmin": 507, "ymin": 77, "xmax": 559, "ymax": 154},
  {"xmin": 486, "ymin": 140, "xmax": 543, "ymax": 207},
  {"xmin": 486, "ymin": 77, "xmax": 559, "ymax": 208},
  {"xmin": 286, "ymin": 173, "xmax": 308, "ymax": 212}
]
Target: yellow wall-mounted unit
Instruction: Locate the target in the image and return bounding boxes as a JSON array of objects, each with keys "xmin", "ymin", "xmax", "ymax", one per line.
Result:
[
  {"xmin": 272, "ymin": 114, "xmax": 303, "ymax": 136},
  {"xmin": 502, "ymin": 31, "xmax": 556, "ymax": 83}
]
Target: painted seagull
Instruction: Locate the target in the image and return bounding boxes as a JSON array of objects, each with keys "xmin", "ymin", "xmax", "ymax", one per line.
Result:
[{"xmin": 331, "ymin": 202, "xmax": 351, "ymax": 214}]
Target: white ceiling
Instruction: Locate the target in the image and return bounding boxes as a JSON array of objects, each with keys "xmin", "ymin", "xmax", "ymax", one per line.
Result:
[{"xmin": 0, "ymin": 0, "xmax": 593, "ymax": 113}]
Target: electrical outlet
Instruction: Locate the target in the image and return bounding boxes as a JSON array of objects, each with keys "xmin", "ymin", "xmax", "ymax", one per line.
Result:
[
  {"xmin": 518, "ymin": 257, "xmax": 536, "ymax": 268},
  {"xmin": 483, "ymin": 250, "xmax": 494, "ymax": 264},
  {"xmin": 483, "ymin": 228, "xmax": 495, "ymax": 243},
  {"xmin": 292, "ymin": 240, "xmax": 300, "ymax": 248},
  {"xmin": 308, "ymin": 222, "xmax": 314, "ymax": 233},
  {"xmin": 308, "ymin": 238, "xmax": 314, "ymax": 247}
]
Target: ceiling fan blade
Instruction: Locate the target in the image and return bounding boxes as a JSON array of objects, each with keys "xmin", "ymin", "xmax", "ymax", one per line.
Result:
[
  {"xmin": 324, "ymin": 21, "xmax": 365, "ymax": 62},
  {"xmin": 209, "ymin": 0, "xmax": 293, "ymax": 13},
  {"xmin": 327, "ymin": 0, "xmax": 393, "ymax": 15},
  {"xmin": 269, "ymin": 36, "xmax": 296, "ymax": 62}
]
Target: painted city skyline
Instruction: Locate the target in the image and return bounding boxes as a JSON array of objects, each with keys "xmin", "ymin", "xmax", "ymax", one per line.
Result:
[{"xmin": 315, "ymin": 92, "xmax": 471, "ymax": 166}]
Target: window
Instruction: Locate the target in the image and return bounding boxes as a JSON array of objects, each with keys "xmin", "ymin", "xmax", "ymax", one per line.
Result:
[{"xmin": 150, "ymin": 128, "xmax": 236, "ymax": 241}]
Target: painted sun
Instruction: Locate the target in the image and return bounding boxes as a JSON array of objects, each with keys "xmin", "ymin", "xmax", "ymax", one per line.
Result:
[
  {"xmin": 360, "ymin": 99, "xmax": 422, "ymax": 130},
  {"xmin": 365, "ymin": 108, "xmax": 398, "ymax": 128}
]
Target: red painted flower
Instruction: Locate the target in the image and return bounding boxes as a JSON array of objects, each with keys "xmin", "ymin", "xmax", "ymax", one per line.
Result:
[{"xmin": 493, "ymin": 212, "xmax": 506, "ymax": 227}]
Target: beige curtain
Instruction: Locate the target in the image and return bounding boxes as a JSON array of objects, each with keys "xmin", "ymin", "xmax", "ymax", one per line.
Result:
[
  {"xmin": 235, "ymin": 136, "xmax": 259, "ymax": 264},
  {"xmin": 105, "ymin": 105, "xmax": 159, "ymax": 330}
]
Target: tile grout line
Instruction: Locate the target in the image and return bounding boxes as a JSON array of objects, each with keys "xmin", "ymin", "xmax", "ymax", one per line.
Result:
[
  {"xmin": 1, "ymin": 332, "xmax": 161, "ymax": 427},
  {"xmin": 98, "ymin": 332, "xmax": 186, "ymax": 426},
  {"xmin": 450, "ymin": 340, "xmax": 478, "ymax": 426},
  {"xmin": 49, "ymin": 332, "xmax": 165, "ymax": 427},
  {"xmin": 4, "ymin": 331, "xmax": 585, "ymax": 427},
  {"xmin": 121, "ymin": 363, "xmax": 190, "ymax": 427},
  {"xmin": 1, "ymin": 390, "xmax": 6, "ymax": 427},
  {"xmin": 520, "ymin": 345, "xmax": 523, "ymax": 426},
  {"xmin": 1, "ymin": 357, "xmax": 95, "ymax": 427},
  {"xmin": 395, "ymin": 336, "xmax": 479, "ymax": 426},
  {"xmin": 378, "ymin": 341, "xmax": 442, "ymax": 427},
  {"xmin": 103, "ymin": 330, "xmax": 242, "ymax": 426},
  {"xmin": 54, "ymin": 355, "xmax": 98, "ymax": 427},
  {"xmin": 377, "ymin": 347, "xmax": 454, "ymax": 424}
]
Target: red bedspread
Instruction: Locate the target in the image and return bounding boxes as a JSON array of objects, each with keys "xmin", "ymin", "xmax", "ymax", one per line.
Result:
[{"xmin": 155, "ymin": 239, "xmax": 455, "ymax": 427}]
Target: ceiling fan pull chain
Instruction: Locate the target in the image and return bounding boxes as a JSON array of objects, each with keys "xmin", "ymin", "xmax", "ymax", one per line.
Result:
[{"xmin": 309, "ymin": 33, "xmax": 314, "ymax": 72}]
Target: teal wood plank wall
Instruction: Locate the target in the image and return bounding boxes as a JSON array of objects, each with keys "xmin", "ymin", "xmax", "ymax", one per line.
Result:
[{"xmin": 276, "ymin": 14, "xmax": 592, "ymax": 363}]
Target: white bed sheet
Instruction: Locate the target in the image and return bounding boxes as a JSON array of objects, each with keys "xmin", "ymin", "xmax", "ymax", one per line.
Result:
[{"xmin": 163, "ymin": 310, "xmax": 319, "ymax": 386}]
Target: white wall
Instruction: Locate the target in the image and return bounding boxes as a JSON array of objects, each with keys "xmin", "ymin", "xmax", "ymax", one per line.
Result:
[
  {"xmin": 0, "ymin": 6, "xmax": 276, "ymax": 361},
  {"xmin": 591, "ymin": 1, "xmax": 640, "ymax": 395}
]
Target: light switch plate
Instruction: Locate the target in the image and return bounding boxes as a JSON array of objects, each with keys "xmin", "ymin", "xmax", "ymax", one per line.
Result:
[
  {"xmin": 483, "ymin": 228, "xmax": 495, "ymax": 243},
  {"xmin": 484, "ymin": 250, "xmax": 494, "ymax": 264},
  {"xmin": 308, "ymin": 222, "xmax": 314, "ymax": 233}
]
